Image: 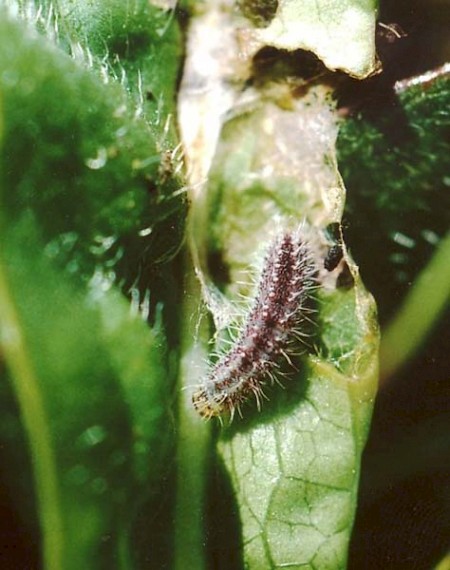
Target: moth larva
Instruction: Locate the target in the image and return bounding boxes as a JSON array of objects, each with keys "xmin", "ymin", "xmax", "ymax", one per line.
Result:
[{"xmin": 193, "ymin": 228, "xmax": 318, "ymax": 419}]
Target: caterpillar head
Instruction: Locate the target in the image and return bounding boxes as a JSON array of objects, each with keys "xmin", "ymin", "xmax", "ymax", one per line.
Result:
[{"xmin": 192, "ymin": 388, "xmax": 228, "ymax": 419}]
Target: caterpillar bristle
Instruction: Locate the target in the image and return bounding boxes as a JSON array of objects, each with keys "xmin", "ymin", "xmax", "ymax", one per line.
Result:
[{"xmin": 192, "ymin": 227, "xmax": 322, "ymax": 420}]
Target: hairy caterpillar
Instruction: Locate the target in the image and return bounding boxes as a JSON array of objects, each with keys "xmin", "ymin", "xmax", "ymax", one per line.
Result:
[{"xmin": 192, "ymin": 228, "xmax": 319, "ymax": 419}]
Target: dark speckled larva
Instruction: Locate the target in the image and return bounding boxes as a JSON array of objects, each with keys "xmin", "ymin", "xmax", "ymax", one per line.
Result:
[{"xmin": 192, "ymin": 228, "xmax": 318, "ymax": 419}]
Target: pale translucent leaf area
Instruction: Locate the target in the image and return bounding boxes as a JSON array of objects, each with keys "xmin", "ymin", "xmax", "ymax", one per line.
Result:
[
  {"xmin": 196, "ymin": 82, "xmax": 379, "ymax": 567},
  {"xmin": 250, "ymin": 0, "xmax": 379, "ymax": 78},
  {"xmin": 177, "ymin": 3, "xmax": 379, "ymax": 568}
]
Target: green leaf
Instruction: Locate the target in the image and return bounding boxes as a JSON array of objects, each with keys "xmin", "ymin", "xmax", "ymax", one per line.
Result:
[
  {"xmin": 217, "ymin": 351, "xmax": 377, "ymax": 568},
  {"xmin": 35, "ymin": 0, "xmax": 183, "ymax": 143},
  {"xmin": 337, "ymin": 77, "xmax": 450, "ymax": 323},
  {"xmin": 0, "ymin": 7, "xmax": 185, "ymax": 569},
  {"xmin": 178, "ymin": 82, "xmax": 378, "ymax": 568},
  {"xmin": 0, "ymin": 217, "xmax": 173, "ymax": 570},
  {"xmin": 248, "ymin": 0, "xmax": 379, "ymax": 78},
  {"xmin": 0, "ymin": 9, "xmax": 186, "ymax": 286}
]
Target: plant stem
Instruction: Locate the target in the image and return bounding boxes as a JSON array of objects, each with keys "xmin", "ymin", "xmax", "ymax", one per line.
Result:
[
  {"xmin": 380, "ymin": 231, "xmax": 450, "ymax": 383},
  {"xmin": 433, "ymin": 552, "xmax": 450, "ymax": 570},
  {"xmin": 173, "ymin": 254, "xmax": 212, "ymax": 570}
]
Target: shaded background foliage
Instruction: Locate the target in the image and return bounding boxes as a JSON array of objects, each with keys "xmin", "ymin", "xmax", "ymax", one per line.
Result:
[{"xmin": 336, "ymin": 1, "xmax": 450, "ymax": 568}]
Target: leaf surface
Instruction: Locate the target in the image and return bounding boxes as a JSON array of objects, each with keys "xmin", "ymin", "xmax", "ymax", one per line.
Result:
[
  {"xmin": 250, "ymin": 0, "xmax": 378, "ymax": 78},
  {"xmin": 184, "ymin": 84, "xmax": 379, "ymax": 568},
  {"xmin": 0, "ymin": 7, "xmax": 184, "ymax": 569}
]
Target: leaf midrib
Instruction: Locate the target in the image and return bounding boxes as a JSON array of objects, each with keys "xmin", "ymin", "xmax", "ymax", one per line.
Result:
[{"xmin": 0, "ymin": 252, "xmax": 64, "ymax": 570}]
